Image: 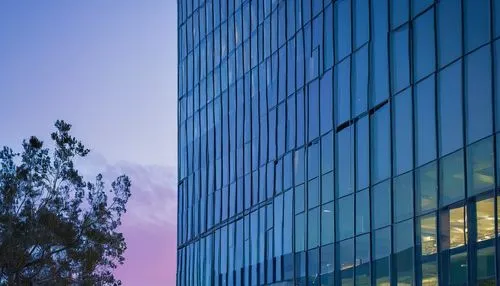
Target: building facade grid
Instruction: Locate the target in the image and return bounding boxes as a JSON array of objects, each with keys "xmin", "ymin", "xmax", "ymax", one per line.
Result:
[{"xmin": 177, "ymin": 0, "xmax": 500, "ymax": 285}]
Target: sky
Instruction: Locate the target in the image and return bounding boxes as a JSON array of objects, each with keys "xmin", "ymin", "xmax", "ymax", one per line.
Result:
[{"xmin": 0, "ymin": 1, "xmax": 178, "ymax": 285}]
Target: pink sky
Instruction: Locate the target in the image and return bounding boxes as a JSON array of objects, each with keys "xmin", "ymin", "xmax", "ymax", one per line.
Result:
[{"xmin": 0, "ymin": 1, "xmax": 179, "ymax": 284}]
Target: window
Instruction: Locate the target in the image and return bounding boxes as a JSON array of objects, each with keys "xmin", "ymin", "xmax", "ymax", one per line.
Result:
[
  {"xmin": 308, "ymin": 79, "xmax": 320, "ymax": 141},
  {"xmin": 496, "ymin": 41, "xmax": 500, "ymax": 132},
  {"xmin": 353, "ymin": 0, "xmax": 369, "ymax": 49},
  {"xmin": 415, "ymin": 76, "xmax": 436, "ymax": 166},
  {"xmin": 371, "ymin": 104, "xmax": 391, "ymax": 184},
  {"xmin": 308, "ymin": 207, "xmax": 320, "ymax": 249},
  {"xmin": 440, "ymin": 205, "xmax": 468, "ymax": 285},
  {"xmin": 391, "ymin": 25, "xmax": 410, "ymax": 94},
  {"xmin": 373, "ymin": 227, "xmax": 391, "ymax": 286},
  {"xmin": 307, "ymin": 248, "xmax": 320, "ymax": 284},
  {"xmin": 321, "ymin": 202, "xmax": 335, "ymax": 245},
  {"xmin": 437, "ymin": 0, "xmax": 462, "ymax": 67},
  {"xmin": 468, "ymin": 45, "xmax": 494, "ymax": 144},
  {"xmin": 337, "ymin": 194, "xmax": 354, "ymax": 240},
  {"xmin": 295, "ymin": 185, "xmax": 305, "ymax": 214},
  {"xmin": 439, "ymin": 150, "xmax": 465, "ymax": 206},
  {"xmin": 295, "ymin": 147, "xmax": 306, "ymax": 185},
  {"xmin": 308, "ymin": 141, "xmax": 320, "ymax": 180},
  {"xmin": 338, "ymin": 238, "xmax": 354, "ymax": 286},
  {"xmin": 394, "ymin": 220, "xmax": 414, "ymax": 286},
  {"xmin": 320, "ymin": 70, "xmax": 333, "ymax": 135},
  {"xmin": 393, "ymin": 172, "xmax": 413, "ymax": 222},
  {"xmin": 295, "ymin": 213, "xmax": 305, "ymax": 252},
  {"xmin": 370, "ymin": 0, "xmax": 389, "ymax": 106},
  {"xmin": 308, "ymin": 178, "xmax": 320, "ymax": 209},
  {"xmin": 416, "ymin": 162, "xmax": 438, "ymax": 215},
  {"xmin": 334, "ymin": 0, "xmax": 352, "ymax": 62},
  {"xmin": 322, "ymin": 132, "xmax": 334, "ymax": 174},
  {"xmin": 393, "ymin": 89, "xmax": 413, "ymax": 175},
  {"xmin": 412, "ymin": 0, "xmax": 433, "ymax": 17},
  {"xmin": 283, "ymin": 190, "xmax": 293, "ymax": 254},
  {"xmin": 297, "ymin": 90, "xmax": 306, "ymax": 147},
  {"xmin": 320, "ymin": 244, "xmax": 335, "ymax": 280},
  {"xmin": 390, "ymin": 0, "xmax": 409, "ymax": 29},
  {"xmin": 355, "ymin": 234, "xmax": 370, "ymax": 285},
  {"xmin": 474, "ymin": 198, "xmax": 495, "ymax": 283},
  {"xmin": 356, "ymin": 188, "xmax": 370, "ymax": 235},
  {"xmin": 467, "ymin": 136, "xmax": 495, "ymax": 196},
  {"xmin": 464, "ymin": 0, "xmax": 490, "ymax": 53},
  {"xmin": 337, "ymin": 126, "xmax": 354, "ymax": 197},
  {"xmin": 413, "ymin": 9, "xmax": 435, "ymax": 82},
  {"xmin": 372, "ymin": 180, "xmax": 391, "ymax": 229},
  {"xmin": 324, "ymin": 4, "xmax": 334, "ymax": 70},
  {"xmin": 417, "ymin": 213, "xmax": 438, "ymax": 285},
  {"xmin": 287, "ymin": 95, "xmax": 296, "ymax": 151},
  {"xmin": 438, "ymin": 61, "xmax": 463, "ymax": 156},
  {"xmin": 335, "ymin": 58, "xmax": 351, "ymax": 125},
  {"xmin": 322, "ymin": 172, "xmax": 334, "ymax": 204},
  {"xmin": 356, "ymin": 116, "xmax": 369, "ymax": 191},
  {"xmin": 352, "ymin": 46, "xmax": 369, "ymax": 117}
]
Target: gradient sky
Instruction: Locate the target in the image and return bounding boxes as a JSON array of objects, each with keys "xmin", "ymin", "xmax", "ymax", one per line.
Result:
[{"xmin": 0, "ymin": 1, "xmax": 178, "ymax": 285}]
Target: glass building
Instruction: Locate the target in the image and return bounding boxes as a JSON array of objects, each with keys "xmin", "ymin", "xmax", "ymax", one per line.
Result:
[{"xmin": 177, "ymin": 0, "xmax": 500, "ymax": 285}]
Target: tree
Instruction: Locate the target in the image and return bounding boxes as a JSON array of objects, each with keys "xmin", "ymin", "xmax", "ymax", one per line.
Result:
[{"xmin": 0, "ymin": 120, "xmax": 131, "ymax": 285}]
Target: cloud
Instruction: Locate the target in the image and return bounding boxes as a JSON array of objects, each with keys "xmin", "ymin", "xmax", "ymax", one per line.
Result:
[
  {"xmin": 77, "ymin": 152, "xmax": 178, "ymax": 285},
  {"xmin": 79, "ymin": 152, "xmax": 178, "ymax": 227}
]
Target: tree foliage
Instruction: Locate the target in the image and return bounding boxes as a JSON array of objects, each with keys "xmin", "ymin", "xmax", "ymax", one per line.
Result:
[{"xmin": 0, "ymin": 121, "xmax": 131, "ymax": 285}]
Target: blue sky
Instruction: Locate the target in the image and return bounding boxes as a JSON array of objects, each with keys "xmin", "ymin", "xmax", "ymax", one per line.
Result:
[{"xmin": 0, "ymin": 1, "xmax": 178, "ymax": 284}]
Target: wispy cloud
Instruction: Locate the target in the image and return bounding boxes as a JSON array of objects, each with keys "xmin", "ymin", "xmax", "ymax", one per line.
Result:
[{"xmin": 78, "ymin": 152, "xmax": 178, "ymax": 285}]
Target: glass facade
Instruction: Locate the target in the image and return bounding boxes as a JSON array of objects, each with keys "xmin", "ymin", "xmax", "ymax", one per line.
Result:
[{"xmin": 177, "ymin": 0, "xmax": 500, "ymax": 285}]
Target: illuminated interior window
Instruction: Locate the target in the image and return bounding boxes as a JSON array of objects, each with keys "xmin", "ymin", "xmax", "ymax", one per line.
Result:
[{"xmin": 476, "ymin": 198, "xmax": 495, "ymax": 242}]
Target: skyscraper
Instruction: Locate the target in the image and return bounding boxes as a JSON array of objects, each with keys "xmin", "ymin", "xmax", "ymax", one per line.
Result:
[{"xmin": 177, "ymin": 0, "xmax": 500, "ymax": 285}]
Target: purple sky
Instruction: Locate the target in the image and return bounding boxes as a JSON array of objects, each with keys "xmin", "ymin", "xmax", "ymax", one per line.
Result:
[{"xmin": 0, "ymin": 1, "xmax": 178, "ymax": 285}]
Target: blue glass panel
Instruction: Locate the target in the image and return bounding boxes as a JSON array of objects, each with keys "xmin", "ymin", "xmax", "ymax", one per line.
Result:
[
  {"xmin": 437, "ymin": 0, "xmax": 462, "ymax": 67},
  {"xmin": 438, "ymin": 61, "xmax": 463, "ymax": 156},
  {"xmin": 415, "ymin": 76, "xmax": 436, "ymax": 166},
  {"xmin": 464, "ymin": 0, "xmax": 490, "ymax": 53},
  {"xmin": 466, "ymin": 45, "xmax": 493, "ymax": 144},
  {"xmin": 413, "ymin": 9, "xmax": 435, "ymax": 82}
]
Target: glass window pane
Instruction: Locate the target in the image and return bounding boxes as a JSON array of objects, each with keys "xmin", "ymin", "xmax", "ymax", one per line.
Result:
[
  {"xmin": 373, "ymin": 227, "xmax": 391, "ymax": 286},
  {"xmin": 295, "ymin": 184, "xmax": 305, "ymax": 214},
  {"xmin": 324, "ymin": 4, "xmax": 334, "ymax": 70},
  {"xmin": 466, "ymin": 45, "xmax": 493, "ymax": 144},
  {"xmin": 370, "ymin": 0, "xmax": 390, "ymax": 106},
  {"xmin": 320, "ymin": 70, "xmax": 333, "ymax": 135},
  {"xmin": 308, "ymin": 79, "xmax": 320, "ymax": 140},
  {"xmin": 334, "ymin": 0, "xmax": 352, "ymax": 62},
  {"xmin": 335, "ymin": 58, "xmax": 351, "ymax": 124},
  {"xmin": 295, "ymin": 213, "xmax": 305, "ymax": 252},
  {"xmin": 391, "ymin": 25, "xmax": 410, "ymax": 94},
  {"xmin": 322, "ymin": 202, "xmax": 335, "ymax": 245},
  {"xmin": 440, "ymin": 205, "xmax": 468, "ymax": 285},
  {"xmin": 322, "ymin": 132, "xmax": 334, "ymax": 174},
  {"xmin": 356, "ymin": 116, "xmax": 370, "ymax": 191},
  {"xmin": 308, "ymin": 207, "xmax": 320, "ymax": 249},
  {"xmin": 371, "ymin": 104, "xmax": 391, "ymax": 184},
  {"xmin": 391, "ymin": 0, "xmax": 409, "ymax": 29},
  {"xmin": 355, "ymin": 234, "xmax": 371, "ymax": 286},
  {"xmin": 308, "ymin": 178, "xmax": 320, "ymax": 209},
  {"xmin": 417, "ymin": 213, "xmax": 438, "ymax": 285},
  {"xmin": 322, "ymin": 172, "xmax": 334, "ymax": 204},
  {"xmin": 352, "ymin": 46, "xmax": 369, "ymax": 116},
  {"xmin": 356, "ymin": 188, "xmax": 370, "ymax": 235},
  {"xmin": 437, "ymin": 0, "xmax": 462, "ymax": 67},
  {"xmin": 438, "ymin": 60, "xmax": 463, "ymax": 156},
  {"xmin": 464, "ymin": 0, "xmax": 490, "ymax": 53},
  {"xmin": 321, "ymin": 243, "xmax": 335, "ymax": 275},
  {"xmin": 413, "ymin": 9, "xmax": 435, "ymax": 82},
  {"xmin": 372, "ymin": 180, "xmax": 391, "ymax": 229},
  {"xmin": 295, "ymin": 148, "xmax": 306, "ymax": 186},
  {"xmin": 440, "ymin": 150, "xmax": 465, "ymax": 206},
  {"xmin": 337, "ymin": 194, "xmax": 354, "ymax": 240},
  {"xmin": 308, "ymin": 141, "xmax": 320, "ymax": 180},
  {"xmin": 353, "ymin": 0, "xmax": 369, "ymax": 49},
  {"xmin": 394, "ymin": 220, "xmax": 414, "ymax": 286},
  {"xmin": 393, "ymin": 89, "xmax": 413, "ymax": 175},
  {"xmin": 467, "ymin": 136, "xmax": 495, "ymax": 196},
  {"xmin": 307, "ymin": 248, "xmax": 320, "ymax": 284},
  {"xmin": 338, "ymin": 238, "xmax": 354, "ymax": 286},
  {"xmin": 416, "ymin": 162, "xmax": 438, "ymax": 215},
  {"xmin": 337, "ymin": 126, "xmax": 354, "ymax": 197},
  {"xmin": 415, "ymin": 76, "xmax": 436, "ymax": 166},
  {"xmin": 393, "ymin": 172, "xmax": 414, "ymax": 222},
  {"xmin": 475, "ymin": 198, "xmax": 495, "ymax": 282}
]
